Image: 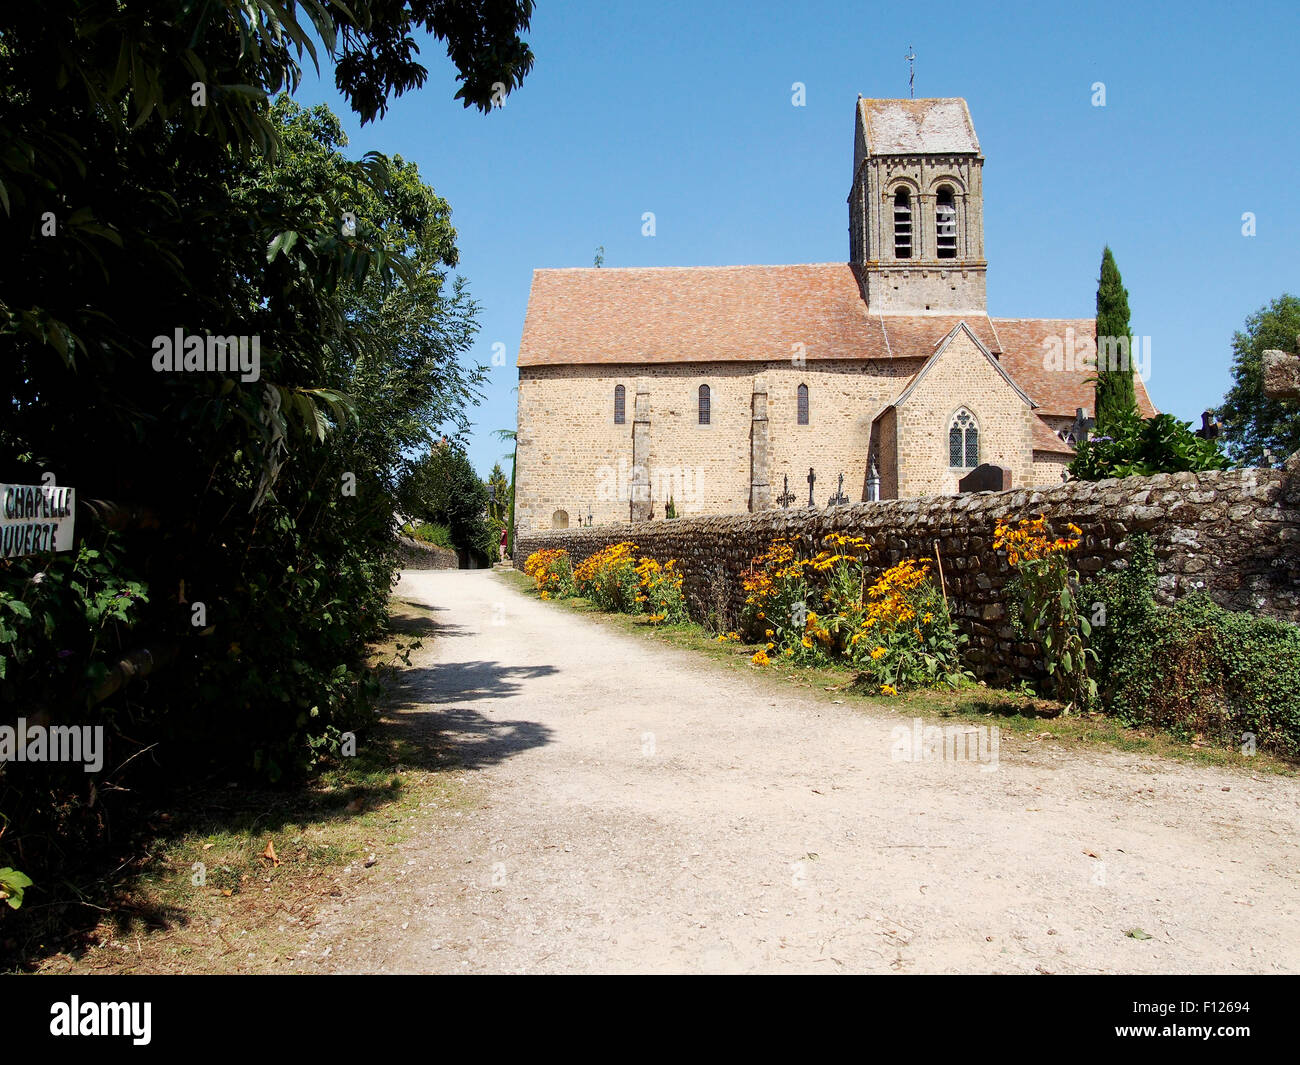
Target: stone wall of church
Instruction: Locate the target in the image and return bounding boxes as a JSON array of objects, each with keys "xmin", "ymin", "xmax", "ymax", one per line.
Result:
[
  {"xmin": 516, "ymin": 350, "xmax": 1057, "ymax": 536},
  {"xmin": 514, "ymin": 467, "xmax": 1300, "ymax": 687},
  {"xmin": 893, "ymin": 329, "xmax": 1037, "ymax": 496},
  {"xmin": 516, "ymin": 359, "xmax": 921, "ymax": 535}
]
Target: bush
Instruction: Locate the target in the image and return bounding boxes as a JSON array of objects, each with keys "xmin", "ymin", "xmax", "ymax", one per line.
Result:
[
  {"xmin": 1069, "ymin": 408, "xmax": 1227, "ymax": 480},
  {"xmin": 634, "ymin": 557, "xmax": 688, "ymax": 624},
  {"xmin": 1085, "ymin": 537, "xmax": 1300, "ymax": 758},
  {"xmin": 740, "ymin": 535, "xmax": 968, "ymax": 691},
  {"xmin": 523, "ymin": 548, "xmax": 574, "ymax": 599},
  {"xmin": 996, "ymin": 515, "xmax": 1097, "ymax": 710},
  {"xmin": 573, "ymin": 543, "xmax": 641, "ymax": 613},
  {"xmin": 405, "ymin": 522, "xmax": 455, "ymax": 549},
  {"xmin": 850, "ymin": 559, "xmax": 969, "ymax": 692}
]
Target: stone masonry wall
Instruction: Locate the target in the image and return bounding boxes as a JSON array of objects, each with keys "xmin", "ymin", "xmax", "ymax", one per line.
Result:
[
  {"xmin": 396, "ymin": 535, "xmax": 459, "ymax": 570},
  {"xmin": 516, "ymin": 468, "xmax": 1300, "ymax": 686}
]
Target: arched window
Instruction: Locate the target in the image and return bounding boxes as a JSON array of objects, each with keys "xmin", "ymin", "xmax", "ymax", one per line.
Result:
[
  {"xmin": 614, "ymin": 384, "xmax": 626, "ymax": 424},
  {"xmin": 936, "ymin": 185, "xmax": 957, "ymax": 259},
  {"xmin": 948, "ymin": 408, "xmax": 979, "ymax": 468},
  {"xmin": 893, "ymin": 189, "xmax": 912, "ymax": 259},
  {"xmin": 551, "ymin": 509, "xmax": 569, "ymax": 529},
  {"xmin": 797, "ymin": 383, "xmax": 809, "ymax": 425},
  {"xmin": 698, "ymin": 384, "xmax": 711, "ymax": 425}
]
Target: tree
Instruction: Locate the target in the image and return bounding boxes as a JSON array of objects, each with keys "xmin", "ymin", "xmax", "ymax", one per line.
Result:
[
  {"xmin": 1216, "ymin": 294, "xmax": 1300, "ymax": 467},
  {"xmin": 495, "ymin": 428, "xmax": 517, "ymax": 554},
  {"xmin": 1093, "ymin": 246, "xmax": 1138, "ymax": 431},
  {"xmin": 399, "ymin": 445, "xmax": 493, "ymax": 561}
]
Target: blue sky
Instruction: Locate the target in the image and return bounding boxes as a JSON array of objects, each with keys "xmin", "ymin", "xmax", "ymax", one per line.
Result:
[{"xmin": 297, "ymin": 0, "xmax": 1299, "ymax": 478}]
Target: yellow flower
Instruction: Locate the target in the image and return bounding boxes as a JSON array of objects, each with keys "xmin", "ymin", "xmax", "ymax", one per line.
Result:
[
  {"xmin": 751, "ymin": 649, "xmax": 771, "ymax": 666},
  {"xmin": 880, "ymin": 684, "xmax": 897, "ymax": 696},
  {"xmin": 870, "ymin": 646, "xmax": 887, "ymax": 660},
  {"xmin": 801, "ymin": 635, "xmax": 813, "ymax": 648}
]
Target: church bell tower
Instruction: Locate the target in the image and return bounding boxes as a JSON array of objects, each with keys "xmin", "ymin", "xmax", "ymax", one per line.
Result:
[{"xmin": 848, "ymin": 97, "xmax": 987, "ymax": 314}]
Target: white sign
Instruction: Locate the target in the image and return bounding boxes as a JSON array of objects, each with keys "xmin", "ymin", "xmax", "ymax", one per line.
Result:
[{"xmin": 1, "ymin": 484, "xmax": 75, "ymax": 558}]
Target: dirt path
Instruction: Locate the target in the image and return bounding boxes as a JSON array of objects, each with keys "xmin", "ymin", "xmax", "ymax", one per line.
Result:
[{"xmin": 304, "ymin": 570, "xmax": 1300, "ymax": 974}]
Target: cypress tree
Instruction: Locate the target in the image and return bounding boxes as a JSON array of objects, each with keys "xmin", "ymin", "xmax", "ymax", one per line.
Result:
[{"xmin": 1094, "ymin": 246, "xmax": 1138, "ymax": 430}]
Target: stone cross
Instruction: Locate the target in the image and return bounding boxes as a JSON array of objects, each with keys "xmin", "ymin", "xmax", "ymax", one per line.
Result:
[
  {"xmin": 806, "ymin": 467, "xmax": 816, "ymax": 507},
  {"xmin": 776, "ymin": 474, "xmax": 795, "ymax": 509},
  {"xmin": 1068, "ymin": 406, "xmax": 1095, "ymax": 447},
  {"xmin": 827, "ymin": 472, "xmax": 849, "ymax": 507}
]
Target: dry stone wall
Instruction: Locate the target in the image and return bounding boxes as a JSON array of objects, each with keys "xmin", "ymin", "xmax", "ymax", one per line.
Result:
[
  {"xmin": 396, "ymin": 535, "xmax": 459, "ymax": 570},
  {"xmin": 515, "ymin": 467, "xmax": 1300, "ymax": 685}
]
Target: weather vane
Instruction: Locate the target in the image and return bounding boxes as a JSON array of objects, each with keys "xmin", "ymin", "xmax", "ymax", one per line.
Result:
[{"xmin": 905, "ymin": 46, "xmax": 916, "ymax": 99}]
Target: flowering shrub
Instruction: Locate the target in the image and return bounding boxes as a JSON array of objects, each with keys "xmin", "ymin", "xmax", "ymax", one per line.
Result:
[
  {"xmin": 635, "ymin": 556, "xmax": 688, "ymax": 624},
  {"xmin": 849, "ymin": 559, "xmax": 969, "ymax": 690},
  {"xmin": 995, "ymin": 515, "xmax": 1096, "ymax": 710},
  {"xmin": 523, "ymin": 548, "xmax": 574, "ymax": 598},
  {"xmin": 741, "ymin": 535, "xmax": 967, "ymax": 689},
  {"xmin": 573, "ymin": 542, "xmax": 641, "ymax": 613}
]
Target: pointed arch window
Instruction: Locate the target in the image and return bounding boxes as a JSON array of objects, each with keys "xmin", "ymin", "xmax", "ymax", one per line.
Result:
[
  {"xmin": 893, "ymin": 189, "xmax": 913, "ymax": 259},
  {"xmin": 797, "ymin": 383, "xmax": 809, "ymax": 425},
  {"xmin": 936, "ymin": 185, "xmax": 957, "ymax": 259},
  {"xmin": 949, "ymin": 408, "xmax": 979, "ymax": 468},
  {"xmin": 614, "ymin": 384, "xmax": 626, "ymax": 424},
  {"xmin": 698, "ymin": 384, "xmax": 711, "ymax": 425}
]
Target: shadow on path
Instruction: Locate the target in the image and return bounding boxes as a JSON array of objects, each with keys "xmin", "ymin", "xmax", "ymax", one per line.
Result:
[{"xmin": 385, "ymin": 660, "xmax": 559, "ymax": 770}]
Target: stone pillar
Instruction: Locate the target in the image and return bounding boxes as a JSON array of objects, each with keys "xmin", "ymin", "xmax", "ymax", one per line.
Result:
[
  {"xmin": 629, "ymin": 382, "xmax": 652, "ymax": 522},
  {"xmin": 749, "ymin": 382, "xmax": 770, "ymax": 512}
]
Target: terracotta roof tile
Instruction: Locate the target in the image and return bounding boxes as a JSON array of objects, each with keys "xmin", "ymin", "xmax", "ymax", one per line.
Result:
[
  {"xmin": 1032, "ymin": 416, "xmax": 1076, "ymax": 455},
  {"xmin": 991, "ymin": 318, "xmax": 1158, "ymax": 419},
  {"xmin": 516, "ymin": 266, "xmax": 1159, "ymax": 425}
]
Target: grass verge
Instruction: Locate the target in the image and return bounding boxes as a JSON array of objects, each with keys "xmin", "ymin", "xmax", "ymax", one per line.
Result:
[{"xmin": 9, "ymin": 594, "xmax": 469, "ymax": 974}]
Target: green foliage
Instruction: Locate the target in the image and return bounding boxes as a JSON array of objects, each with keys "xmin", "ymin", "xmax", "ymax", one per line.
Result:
[
  {"xmin": 573, "ymin": 543, "xmax": 641, "ymax": 613},
  {"xmin": 851, "ymin": 576, "xmax": 969, "ymax": 692},
  {"xmin": 1094, "ymin": 246, "xmax": 1138, "ymax": 431},
  {"xmin": 398, "ymin": 445, "xmax": 493, "ymax": 561},
  {"xmin": 1068, "ymin": 408, "xmax": 1228, "ymax": 480},
  {"xmin": 665, "ymin": 496, "xmax": 678, "ymax": 519},
  {"xmin": 0, "ymin": 0, "xmax": 527, "ymax": 907},
  {"xmin": 1216, "ymin": 294, "xmax": 1300, "ymax": 467},
  {"xmin": 0, "ymin": 866, "xmax": 33, "ymax": 910},
  {"xmin": 740, "ymin": 539, "xmax": 968, "ymax": 689},
  {"xmin": 1086, "ymin": 539, "xmax": 1300, "ymax": 758},
  {"xmin": 1081, "ymin": 535, "xmax": 1159, "ymax": 715},
  {"xmin": 405, "ymin": 522, "xmax": 455, "ymax": 549},
  {"xmin": 997, "ymin": 517, "xmax": 1096, "ymax": 710},
  {"xmin": 634, "ymin": 558, "xmax": 688, "ymax": 624}
]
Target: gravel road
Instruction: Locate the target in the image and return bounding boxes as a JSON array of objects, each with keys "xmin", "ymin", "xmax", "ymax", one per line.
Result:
[{"xmin": 306, "ymin": 569, "xmax": 1300, "ymax": 974}]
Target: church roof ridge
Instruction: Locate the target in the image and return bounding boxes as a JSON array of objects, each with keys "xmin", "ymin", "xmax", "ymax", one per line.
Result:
[{"xmin": 531, "ymin": 262, "xmax": 850, "ymax": 274}]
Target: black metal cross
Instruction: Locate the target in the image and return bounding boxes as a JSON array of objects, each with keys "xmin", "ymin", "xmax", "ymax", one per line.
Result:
[
  {"xmin": 828, "ymin": 472, "xmax": 849, "ymax": 507},
  {"xmin": 776, "ymin": 474, "xmax": 795, "ymax": 509},
  {"xmin": 806, "ymin": 467, "xmax": 816, "ymax": 508}
]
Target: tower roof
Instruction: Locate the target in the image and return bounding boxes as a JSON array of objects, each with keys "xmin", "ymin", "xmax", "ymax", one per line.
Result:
[{"xmin": 856, "ymin": 97, "xmax": 980, "ymax": 158}]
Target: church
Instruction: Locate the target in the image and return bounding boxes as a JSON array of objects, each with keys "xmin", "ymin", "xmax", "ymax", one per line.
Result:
[{"xmin": 513, "ymin": 97, "xmax": 1155, "ymax": 532}]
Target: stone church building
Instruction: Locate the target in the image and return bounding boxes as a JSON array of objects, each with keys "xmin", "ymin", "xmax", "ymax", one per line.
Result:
[{"xmin": 514, "ymin": 97, "xmax": 1155, "ymax": 532}]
